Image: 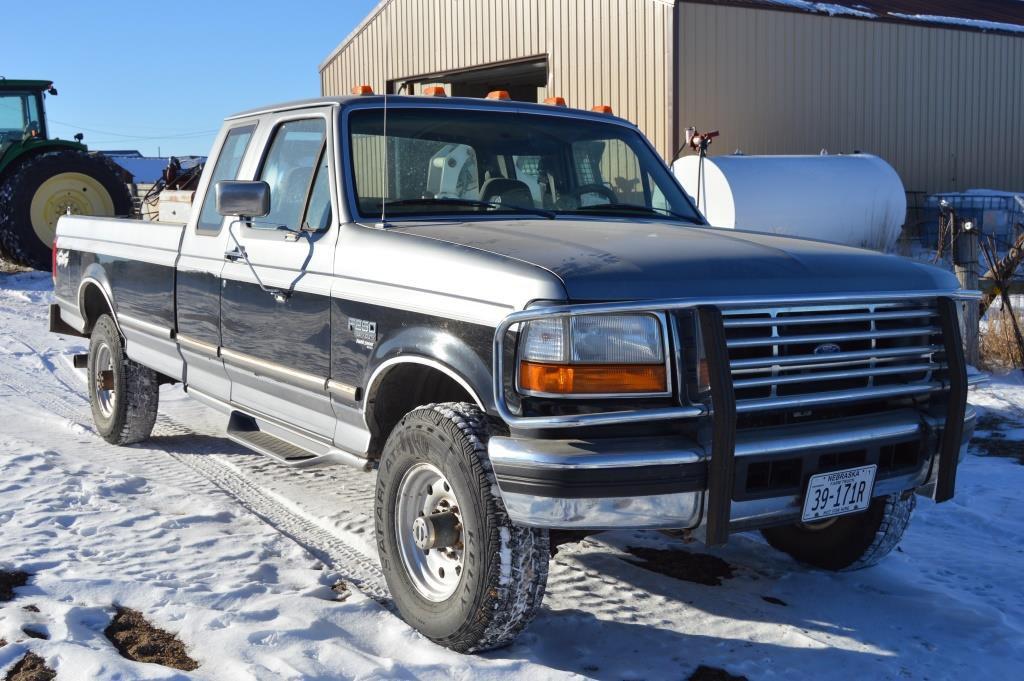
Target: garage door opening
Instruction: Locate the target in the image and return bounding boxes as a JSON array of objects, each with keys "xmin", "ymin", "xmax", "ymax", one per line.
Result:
[{"xmin": 391, "ymin": 57, "xmax": 548, "ymax": 102}]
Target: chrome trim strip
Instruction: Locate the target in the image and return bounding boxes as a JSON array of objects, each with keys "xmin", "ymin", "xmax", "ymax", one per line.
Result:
[
  {"xmin": 493, "ymin": 290, "xmax": 975, "ymax": 429},
  {"xmin": 118, "ymin": 313, "xmax": 174, "ymax": 340},
  {"xmin": 176, "ymin": 334, "xmax": 220, "ymax": 358},
  {"xmin": 732, "ymin": 362, "xmax": 944, "ymax": 389},
  {"xmin": 730, "ymin": 345, "xmax": 942, "ymax": 370},
  {"xmin": 77, "ymin": 276, "xmax": 120, "ymax": 333},
  {"xmin": 220, "ymin": 348, "xmax": 329, "ymax": 393},
  {"xmin": 734, "ymin": 411, "xmax": 922, "ymax": 457},
  {"xmin": 723, "ymin": 309, "xmax": 936, "ymax": 327},
  {"xmin": 726, "ymin": 326, "xmax": 941, "ymax": 349},
  {"xmin": 735, "ymin": 382, "xmax": 942, "ymax": 413},
  {"xmin": 488, "ymin": 436, "xmax": 703, "ymax": 470},
  {"xmin": 327, "ymin": 379, "xmax": 360, "ymax": 401}
]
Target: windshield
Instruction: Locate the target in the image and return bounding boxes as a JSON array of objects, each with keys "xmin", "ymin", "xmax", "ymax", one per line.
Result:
[
  {"xmin": 347, "ymin": 107, "xmax": 702, "ymax": 224},
  {"xmin": 0, "ymin": 92, "xmax": 40, "ymax": 150}
]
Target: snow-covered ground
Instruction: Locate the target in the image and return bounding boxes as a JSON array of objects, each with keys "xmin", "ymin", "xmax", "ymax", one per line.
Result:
[{"xmin": 1, "ymin": 270, "xmax": 1022, "ymax": 680}]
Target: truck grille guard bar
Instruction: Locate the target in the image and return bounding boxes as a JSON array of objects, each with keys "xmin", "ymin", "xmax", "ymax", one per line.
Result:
[{"xmin": 492, "ymin": 289, "xmax": 978, "ymax": 545}]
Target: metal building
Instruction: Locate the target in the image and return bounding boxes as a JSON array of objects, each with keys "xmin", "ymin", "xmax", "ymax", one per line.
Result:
[{"xmin": 320, "ymin": 0, "xmax": 1024, "ymax": 194}]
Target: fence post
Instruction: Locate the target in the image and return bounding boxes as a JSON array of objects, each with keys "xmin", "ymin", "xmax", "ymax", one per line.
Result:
[{"xmin": 953, "ymin": 222, "xmax": 980, "ymax": 366}]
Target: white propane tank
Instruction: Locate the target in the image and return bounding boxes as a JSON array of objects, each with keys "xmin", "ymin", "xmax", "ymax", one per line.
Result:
[{"xmin": 672, "ymin": 153, "xmax": 907, "ymax": 251}]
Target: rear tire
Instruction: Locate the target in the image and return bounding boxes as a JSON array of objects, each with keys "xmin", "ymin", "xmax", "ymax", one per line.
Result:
[
  {"xmin": 375, "ymin": 402, "xmax": 549, "ymax": 653},
  {"xmin": 760, "ymin": 493, "xmax": 916, "ymax": 571},
  {"xmin": 0, "ymin": 150, "xmax": 132, "ymax": 269},
  {"xmin": 88, "ymin": 314, "xmax": 158, "ymax": 445}
]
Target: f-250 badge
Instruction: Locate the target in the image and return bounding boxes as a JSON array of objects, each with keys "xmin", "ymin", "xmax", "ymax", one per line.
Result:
[{"xmin": 348, "ymin": 317, "xmax": 377, "ymax": 348}]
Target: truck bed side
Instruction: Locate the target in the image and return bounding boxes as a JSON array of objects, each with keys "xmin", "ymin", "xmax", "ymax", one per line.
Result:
[{"xmin": 53, "ymin": 215, "xmax": 186, "ymax": 380}]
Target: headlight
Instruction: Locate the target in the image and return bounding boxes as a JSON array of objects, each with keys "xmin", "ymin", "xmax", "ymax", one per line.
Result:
[{"xmin": 517, "ymin": 313, "xmax": 668, "ymax": 396}]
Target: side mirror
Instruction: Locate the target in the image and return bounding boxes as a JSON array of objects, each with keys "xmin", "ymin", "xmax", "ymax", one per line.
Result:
[{"xmin": 216, "ymin": 180, "xmax": 270, "ymax": 218}]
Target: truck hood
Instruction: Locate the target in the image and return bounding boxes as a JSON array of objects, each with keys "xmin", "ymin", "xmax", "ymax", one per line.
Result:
[{"xmin": 398, "ymin": 219, "xmax": 960, "ymax": 301}]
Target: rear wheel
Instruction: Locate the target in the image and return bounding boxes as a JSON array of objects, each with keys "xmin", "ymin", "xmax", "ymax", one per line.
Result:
[
  {"xmin": 88, "ymin": 314, "xmax": 159, "ymax": 445},
  {"xmin": 375, "ymin": 402, "xmax": 549, "ymax": 652},
  {"xmin": 760, "ymin": 493, "xmax": 915, "ymax": 571},
  {"xmin": 0, "ymin": 150, "xmax": 132, "ymax": 269}
]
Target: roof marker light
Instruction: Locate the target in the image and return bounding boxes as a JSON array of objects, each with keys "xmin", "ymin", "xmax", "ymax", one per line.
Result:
[
  {"xmin": 591, "ymin": 104, "xmax": 614, "ymax": 114},
  {"xmin": 543, "ymin": 96, "xmax": 567, "ymax": 106},
  {"xmin": 351, "ymin": 84, "xmax": 374, "ymax": 95},
  {"xmin": 423, "ymin": 86, "xmax": 447, "ymax": 97},
  {"xmin": 486, "ymin": 90, "xmax": 511, "ymax": 100}
]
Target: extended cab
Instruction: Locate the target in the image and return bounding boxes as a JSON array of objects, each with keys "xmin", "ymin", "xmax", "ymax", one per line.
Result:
[{"xmin": 50, "ymin": 94, "xmax": 978, "ymax": 653}]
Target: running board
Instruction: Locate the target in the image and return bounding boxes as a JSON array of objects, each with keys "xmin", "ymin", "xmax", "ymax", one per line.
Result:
[{"xmin": 226, "ymin": 411, "xmax": 371, "ymax": 471}]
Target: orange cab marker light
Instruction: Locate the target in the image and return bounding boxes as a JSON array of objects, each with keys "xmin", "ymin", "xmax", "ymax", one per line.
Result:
[
  {"xmin": 486, "ymin": 90, "xmax": 511, "ymax": 100},
  {"xmin": 519, "ymin": 361, "xmax": 667, "ymax": 395},
  {"xmin": 543, "ymin": 96, "xmax": 567, "ymax": 106},
  {"xmin": 591, "ymin": 104, "xmax": 614, "ymax": 114},
  {"xmin": 423, "ymin": 86, "xmax": 447, "ymax": 97},
  {"xmin": 351, "ymin": 84, "xmax": 374, "ymax": 96}
]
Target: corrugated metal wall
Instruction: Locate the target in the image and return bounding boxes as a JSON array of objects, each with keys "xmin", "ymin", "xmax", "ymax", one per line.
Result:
[
  {"xmin": 319, "ymin": 0, "xmax": 675, "ymax": 157},
  {"xmin": 677, "ymin": 2, "xmax": 1024, "ymax": 193}
]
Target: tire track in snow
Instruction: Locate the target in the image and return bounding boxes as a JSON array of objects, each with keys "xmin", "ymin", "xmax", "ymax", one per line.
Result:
[{"xmin": 0, "ymin": 340, "xmax": 391, "ymax": 603}]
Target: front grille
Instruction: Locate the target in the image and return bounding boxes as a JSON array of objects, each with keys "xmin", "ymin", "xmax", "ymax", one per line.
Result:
[{"xmin": 721, "ymin": 300, "xmax": 946, "ymax": 414}]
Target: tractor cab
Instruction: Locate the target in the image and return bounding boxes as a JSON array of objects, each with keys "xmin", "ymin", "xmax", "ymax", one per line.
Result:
[
  {"xmin": 0, "ymin": 80, "xmax": 55, "ymax": 159},
  {"xmin": 0, "ymin": 79, "xmax": 131, "ymax": 270}
]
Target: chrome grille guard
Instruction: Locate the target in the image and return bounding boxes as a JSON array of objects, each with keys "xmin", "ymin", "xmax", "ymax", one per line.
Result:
[{"xmin": 491, "ymin": 289, "xmax": 978, "ymax": 545}]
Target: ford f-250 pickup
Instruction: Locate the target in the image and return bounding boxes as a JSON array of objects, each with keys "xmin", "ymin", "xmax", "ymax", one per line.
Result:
[{"xmin": 50, "ymin": 93, "xmax": 978, "ymax": 653}]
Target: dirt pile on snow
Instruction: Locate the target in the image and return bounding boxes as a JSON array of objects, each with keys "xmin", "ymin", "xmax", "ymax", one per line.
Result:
[
  {"xmin": 103, "ymin": 607, "xmax": 198, "ymax": 672},
  {"xmin": 3, "ymin": 653, "xmax": 55, "ymax": 681},
  {"xmin": 0, "ymin": 572, "xmax": 29, "ymax": 603}
]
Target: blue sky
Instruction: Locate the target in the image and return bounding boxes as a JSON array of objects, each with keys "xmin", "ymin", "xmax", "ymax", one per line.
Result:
[{"xmin": 1, "ymin": 0, "xmax": 379, "ymax": 157}]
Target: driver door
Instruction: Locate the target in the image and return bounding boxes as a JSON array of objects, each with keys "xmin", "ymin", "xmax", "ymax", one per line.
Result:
[{"xmin": 219, "ymin": 112, "xmax": 338, "ymax": 439}]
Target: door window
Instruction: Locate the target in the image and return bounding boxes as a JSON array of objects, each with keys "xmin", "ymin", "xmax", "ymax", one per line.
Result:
[
  {"xmin": 196, "ymin": 124, "xmax": 256, "ymax": 233},
  {"xmin": 257, "ymin": 118, "xmax": 327, "ymax": 230}
]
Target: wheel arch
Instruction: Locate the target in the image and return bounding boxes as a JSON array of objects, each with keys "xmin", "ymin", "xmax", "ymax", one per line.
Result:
[
  {"xmin": 77, "ymin": 267, "xmax": 120, "ymax": 336},
  {"xmin": 362, "ymin": 355, "xmax": 490, "ymax": 458}
]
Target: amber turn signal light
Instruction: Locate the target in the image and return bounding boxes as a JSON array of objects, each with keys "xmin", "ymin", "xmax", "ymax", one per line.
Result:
[{"xmin": 519, "ymin": 361, "xmax": 667, "ymax": 395}]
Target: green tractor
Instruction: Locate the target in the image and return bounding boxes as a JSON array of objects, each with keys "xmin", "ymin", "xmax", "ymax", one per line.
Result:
[{"xmin": 0, "ymin": 79, "xmax": 132, "ymax": 270}]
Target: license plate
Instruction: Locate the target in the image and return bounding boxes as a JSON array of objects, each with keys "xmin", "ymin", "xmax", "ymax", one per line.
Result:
[{"xmin": 801, "ymin": 465, "xmax": 877, "ymax": 523}]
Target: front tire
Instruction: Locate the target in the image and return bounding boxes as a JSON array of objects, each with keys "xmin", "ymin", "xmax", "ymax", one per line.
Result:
[
  {"xmin": 760, "ymin": 493, "xmax": 916, "ymax": 571},
  {"xmin": 375, "ymin": 402, "xmax": 549, "ymax": 653},
  {"xmin": 88, "ymin": 314, "xmax": 158, "ymax": 445},
  {"xmin": 0, "ymin": 150, "xmax": 132, "ymax": 269}
]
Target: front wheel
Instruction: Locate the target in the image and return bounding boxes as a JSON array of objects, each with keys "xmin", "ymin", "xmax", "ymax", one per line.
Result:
[
  {"xmin": 375, "ymin": 402, "xmax": 549, "ymax": 653},
  {"xmin": 760, "ymin": 493, "xmax": 916, "ymax": 571},
  {"xmin": 88, "ymin": 314, "xmax": 159, "ymax": 445}
]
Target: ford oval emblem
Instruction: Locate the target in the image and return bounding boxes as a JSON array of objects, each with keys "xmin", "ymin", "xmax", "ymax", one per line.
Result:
[{"xmin": 813, "ymin": 343, "xmax": 841, "ymax": 355}]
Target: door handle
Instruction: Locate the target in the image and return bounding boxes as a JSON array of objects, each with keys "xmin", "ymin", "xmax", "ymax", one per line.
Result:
[{"xmin": 224, "ymin": 245, "xmax": 246, "ymax": 262}]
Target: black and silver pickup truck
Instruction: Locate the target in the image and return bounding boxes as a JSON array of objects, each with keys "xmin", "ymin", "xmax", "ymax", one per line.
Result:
[{"xmin": 50, "ymin": 93, "xmax": 978, "ymax": 653}]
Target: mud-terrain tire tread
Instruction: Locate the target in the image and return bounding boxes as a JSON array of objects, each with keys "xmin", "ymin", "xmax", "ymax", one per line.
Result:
[
  {"xmin": 88, "ymin": 314, "xmax": 158, "ymax": 445},
  {"xmin": 0, "ymin": 150, "xmax": 132, "ymax": 269},
  {"xmin": 375, "ymin": 402, "xmax": 549, "ymax": 653},
  {"xmin": 761, "ymin": 493, "xmax": 915, "ymax": 571}
]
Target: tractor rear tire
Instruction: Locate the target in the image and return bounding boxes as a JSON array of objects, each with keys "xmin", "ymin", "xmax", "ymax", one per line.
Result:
[{"xmin": 0, "ymin": 150, "xmax": 132, "ymax": 270}]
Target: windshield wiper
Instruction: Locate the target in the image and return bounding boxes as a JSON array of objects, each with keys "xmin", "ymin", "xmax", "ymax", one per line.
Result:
[
  {"xmin": 382, "ymin": 197, "xmax": 556, "ymax": 220},
  {"xmin": 569, "ymin": 203, "xmax": 700, "ymax": 224}
]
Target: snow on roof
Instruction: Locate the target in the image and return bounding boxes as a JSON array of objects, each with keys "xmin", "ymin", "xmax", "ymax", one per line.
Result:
[{"xmin": 699, "ymin": 1, "xmax": 1024, "ymax": 35}]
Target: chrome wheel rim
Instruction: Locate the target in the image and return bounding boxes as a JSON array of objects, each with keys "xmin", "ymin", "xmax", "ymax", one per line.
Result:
[
  {"xmin": 395, "ymin": 462, "xmax": 465, "ymax": 602},
  {"xmin": 93, "ymin": 341, "xmax": 116, "ymax": 418}
]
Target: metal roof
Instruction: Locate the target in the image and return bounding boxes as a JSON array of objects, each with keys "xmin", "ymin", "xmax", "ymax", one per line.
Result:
[{"xmin": 690, "ymin": 1, "xmax": 1024, "ymax": 34}]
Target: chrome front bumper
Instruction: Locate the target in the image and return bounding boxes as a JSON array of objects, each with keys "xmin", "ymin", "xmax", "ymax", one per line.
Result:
[{"xmin": 489, "ymin": 406, "xmax": 977, "ymax": 533}]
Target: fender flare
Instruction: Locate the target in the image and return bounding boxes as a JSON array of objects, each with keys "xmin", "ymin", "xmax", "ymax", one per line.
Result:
[{"xmin": 76, "ymin": 265, "xmax": 120, "ymax": 335}]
